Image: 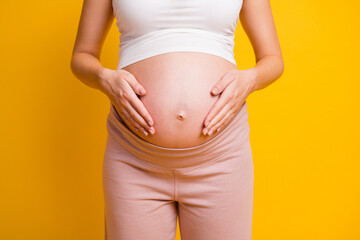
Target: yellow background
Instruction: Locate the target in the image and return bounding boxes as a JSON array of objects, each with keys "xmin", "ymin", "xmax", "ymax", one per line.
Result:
[{"xmin": 1, "ymin": 0, "xmax": 359, "ymax": 239}]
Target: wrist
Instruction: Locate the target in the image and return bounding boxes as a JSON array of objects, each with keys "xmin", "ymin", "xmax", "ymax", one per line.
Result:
[
  {"xmin": 241, "ymin": 67, "xmax": 258, "ymax": 94},
  {"xmin": 97, "ymin": 66, "xmax": 112, "ymax": 94},
  {"xmin": 249, "ymin": 67, "xmax": 259, "ymax": 93}
]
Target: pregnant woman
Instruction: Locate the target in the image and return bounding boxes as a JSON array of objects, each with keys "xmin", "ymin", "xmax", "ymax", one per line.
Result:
[{"xmin": 71, "ymin": 0, "xmax": 284, "ymax": 239}]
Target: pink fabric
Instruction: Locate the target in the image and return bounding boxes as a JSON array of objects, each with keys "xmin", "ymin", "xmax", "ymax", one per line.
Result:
[{"xmin": 103, "ymin": 100, "xmax": 253, "ymax": 240}]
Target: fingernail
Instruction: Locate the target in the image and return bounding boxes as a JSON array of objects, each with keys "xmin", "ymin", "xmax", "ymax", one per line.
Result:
[
  {"xmin": 142, "ymin": 130, "xmax": 148, "ymax": 136},
  {"xmin": 217, "ymin": 127, "xmax": 221, "ymax": 132},
  {"xmin": 139, "ymin": 88, "xmax": 146, "ymax": 94},
  {"xmin": 149, "ymin": 128, "xmax": 155, "ymax": 135},
  {"xmin": 205, "ymin": 121, "xmax": 210, "ymax": 127},
  {"xmin": 208, "ymin": 129, "xmax": 213, "ymax": 136},
  {"xmin": 203, "ymin": 128, "xmax": 208, "ymax": 135},
  {"xmin": 212, "ymin": 88, "xmax": 218, "ymax": 94},
  {"xmin": 135, "ymin": 128, "xmax": 139, "ymax": 131},
  {"xmin": 147, "ymin": 121, "xmax": 153, "ymax": 126}
]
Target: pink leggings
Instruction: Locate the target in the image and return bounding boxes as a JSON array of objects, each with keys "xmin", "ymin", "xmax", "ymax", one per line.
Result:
[{"xmin": 103, "ymin": 101, "xmax": 254, "ymax": 240}]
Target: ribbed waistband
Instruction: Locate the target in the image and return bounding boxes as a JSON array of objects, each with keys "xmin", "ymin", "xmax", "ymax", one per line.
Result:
[{"xmin": 106, "ymin": 101, "xmax": 249, "ymax": 170}]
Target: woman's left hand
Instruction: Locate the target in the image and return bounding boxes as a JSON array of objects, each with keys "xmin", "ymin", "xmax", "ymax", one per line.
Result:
[{"xmin": 202, "ymin": 68, "xmax": 257, "ymax": 136}]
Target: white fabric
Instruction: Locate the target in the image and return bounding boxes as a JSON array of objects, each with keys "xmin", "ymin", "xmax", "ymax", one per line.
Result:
[{"xmin": 112, "ymin": 0, "xmax": 243, "ymax": 69}]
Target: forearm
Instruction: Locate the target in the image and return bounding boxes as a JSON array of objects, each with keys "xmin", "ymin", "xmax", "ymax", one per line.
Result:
[
  {"xmin": 70, "ymin": 52, "xmax": 107, "ymax": 93},
  {"xmin": 248, "ymin": 54, "xmax": 284, "ymax": 93}
]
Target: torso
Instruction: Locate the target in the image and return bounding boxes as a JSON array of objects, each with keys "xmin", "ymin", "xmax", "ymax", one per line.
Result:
[{"xmin": 120, "ymin": 52, "xmax": 237, "ymax": 148}]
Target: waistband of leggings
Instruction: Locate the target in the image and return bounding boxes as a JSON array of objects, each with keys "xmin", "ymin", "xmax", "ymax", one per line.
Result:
[{"xmin": 106, "ymin": 100, "xmax": 249, "ymax": 170}]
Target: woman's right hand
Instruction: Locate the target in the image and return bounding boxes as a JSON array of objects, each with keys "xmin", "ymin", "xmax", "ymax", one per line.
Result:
[{"xmin": 98, "ymin": 68, "xmax": 155, "ymax": 136}]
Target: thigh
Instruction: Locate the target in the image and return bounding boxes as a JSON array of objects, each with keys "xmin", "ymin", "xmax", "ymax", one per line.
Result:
[
  {"xmin": 177, "ymin": 136, "xmax": 254, "ymax": 240},
  {"xmin": 103, "ymin": 135, "xmax": 178, "ymax": 240}
]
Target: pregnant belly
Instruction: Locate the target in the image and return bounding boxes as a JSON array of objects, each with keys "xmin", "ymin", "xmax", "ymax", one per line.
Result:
[{"xmin": 120, "ymin": 52, "xmax": 237, "ymax": 148}]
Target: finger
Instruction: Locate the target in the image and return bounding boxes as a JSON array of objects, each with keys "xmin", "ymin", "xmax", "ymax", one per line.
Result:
[
  {"xmin": 114, "ymin": 105, "xmax": 142, "ymax": 131},
  {"xmin": 220, "ymin": 100, "xmax": 246, "ymax": 131},
  {"xmin": 124, "ymin": 90, "xmax": 154, "ymax": 127},
  {"xmin": 116, "ymin": 89, "xmax": 154, "ymax": 134},
  {"xmin": 218, "ymin": 112, "xmax": 235, "ymax": 131},
  {"xmin": 122, "ymin": 71, "xmax": 147, "ymax": 96},
  {"xmin": 120, "ymin": 107, "xmax": 150, "ymax": 136},
  {"xmin": 211, "ymin": 70, "xmax": 236, "ymax": 95},
  {"xmin": 204, "ymin": 92, "xmax": 233, "ymax": 128},
  {"xmin": 204, "ymin": 104, "xmax": 233, "ymax": 135},
  {"xmin": 123, "ymin": 100, "xmax": 155, "ymax": 134},
  {"xmin": 209, "ymin": 111, "xmax": 235, "ymax": 135},
  {"xmin": 213, "ymin": 100, "xmax": 245, "ymax": 133}
]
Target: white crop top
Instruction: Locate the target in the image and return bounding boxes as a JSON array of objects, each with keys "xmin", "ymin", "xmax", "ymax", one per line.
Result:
[{"xmin": 112, "ymin": 0, "xmax": 243, "ymax": 69}]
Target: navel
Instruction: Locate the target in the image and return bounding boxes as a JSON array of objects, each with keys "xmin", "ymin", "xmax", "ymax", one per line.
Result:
[{"xmin": 176, "ymin": 110, "xmax": 187, "ymax": 121}]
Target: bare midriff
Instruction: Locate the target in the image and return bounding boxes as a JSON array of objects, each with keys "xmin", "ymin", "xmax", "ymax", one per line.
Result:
[{"xmin": 120, "ymin": 52, "xmax": 238, "ymax": 148}]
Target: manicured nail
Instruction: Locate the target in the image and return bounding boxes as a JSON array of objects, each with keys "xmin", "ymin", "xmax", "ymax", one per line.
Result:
[
  {"xmin": 147, "ymin": 121, "xmax": 153, "ymax": 127},
  {"xmin": 142, "ymin": 130, "xmax": 148, "ymax": 136},
  {"xmin": 205, "ymin": 121, "xmax": 210, "ymax": 127},
  {"xmin": 139, "ymin": 88, "xmax": 146, "ymax": 94},
  {"xmin": 149, "ymin": 128, "xmax": 155, "ymax": 135},
  {"xmin": 208, "ymin": 129, "xmax": 213, "ymax": 136},
  {"xmin": 203, "ymin": 128, "xmax": 208, "ymax": 135}
]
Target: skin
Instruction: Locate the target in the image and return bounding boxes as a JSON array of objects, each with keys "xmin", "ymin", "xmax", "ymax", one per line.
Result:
[
  {"xmin": 70, "ymin": 0, "xmax": 284, "ymax": 145},
  {"xmin": 118, "ymin": 53, "xmax": 238, "ymax": 147},
  {"xmin": 203, "ymin": 0, "xmax": 284, "ymax": 135}
]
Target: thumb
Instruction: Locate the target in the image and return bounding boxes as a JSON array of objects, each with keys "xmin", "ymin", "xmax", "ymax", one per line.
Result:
[
  {"xmin": 123, "ymin": 72, "xmax": 147, "ymax": 95},
  {"xmin": 211, "ymin": 73, "xmax": 233, "ymax": 96}
]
